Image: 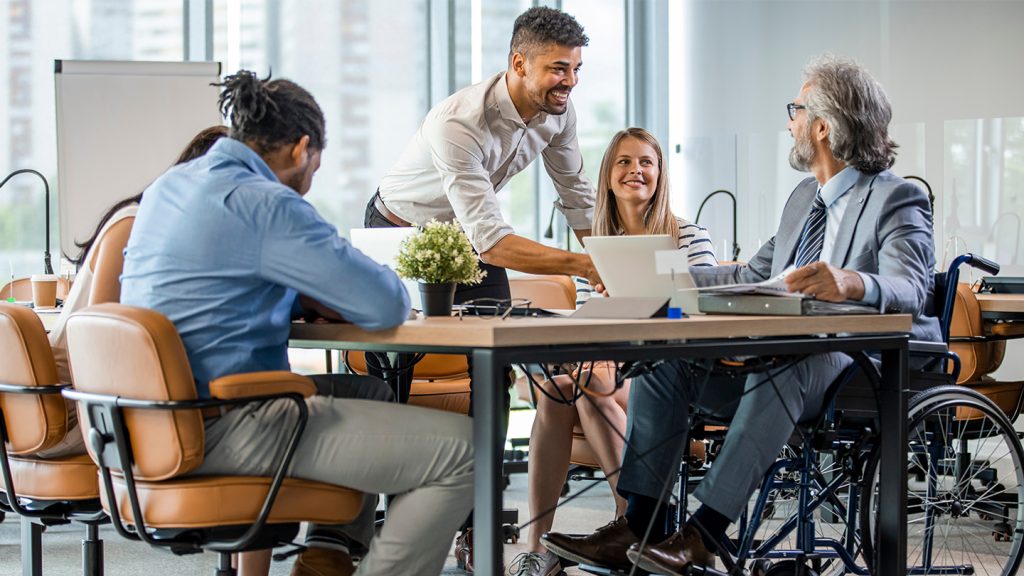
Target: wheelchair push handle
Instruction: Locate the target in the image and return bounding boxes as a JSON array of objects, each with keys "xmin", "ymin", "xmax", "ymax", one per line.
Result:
[
  {"xmin": 951, "ymin": 252, "xmax": 1000, "ymax": 276},
  {"xmin": 968, "ymin": 253, "xmax": 1000, "ymax": 275}
]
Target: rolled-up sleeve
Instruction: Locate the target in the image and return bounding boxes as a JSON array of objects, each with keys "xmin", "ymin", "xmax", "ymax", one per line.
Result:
[
  {"xmin": 426, "ymin": 117, "xmax": 514, "ymax": 253},
  {"xmin": 542, "ymin": 103, "xmax": 595, "ymax": 230}
]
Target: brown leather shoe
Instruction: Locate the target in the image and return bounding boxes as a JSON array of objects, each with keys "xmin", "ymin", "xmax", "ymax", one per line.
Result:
[
  {"xmin": 540, "ymin": 517, "xmax": 637, "ymax": 571},
  {"xmin": 290, "ymin": 546, "xmax": 355, "ymax": 576},
  {"xmin": 626, "ymin": 525, "xmax": 715, "ymax": 575}
]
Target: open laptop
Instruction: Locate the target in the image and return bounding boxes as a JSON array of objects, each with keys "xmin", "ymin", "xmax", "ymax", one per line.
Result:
[
  {"xmin": 582, "ymin": 234, "xmax": 695, "ymax": 298},
  {"xmin": 349, "ymin": 227, "xmax": 421, "ymax": 310}
]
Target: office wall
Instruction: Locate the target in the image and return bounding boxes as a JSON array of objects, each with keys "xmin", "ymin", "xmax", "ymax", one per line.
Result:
[
  {"xmin": 667, "ymin": 0, "xmax": 1024, "ymax": 378},
  {"xmin": 670, "ymin": 0, "xmax": 1024, "ymax": 258}
]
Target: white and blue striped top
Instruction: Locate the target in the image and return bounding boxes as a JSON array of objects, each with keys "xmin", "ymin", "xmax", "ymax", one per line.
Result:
[{"xmin": 575, "ymin": 217, "xmax": 717, "ymax": 306}]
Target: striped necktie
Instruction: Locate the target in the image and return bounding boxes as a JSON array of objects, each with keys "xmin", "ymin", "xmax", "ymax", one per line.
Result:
[{"xmin": 793, "ymin": 190, "xmax": 827, "ymax": 268}]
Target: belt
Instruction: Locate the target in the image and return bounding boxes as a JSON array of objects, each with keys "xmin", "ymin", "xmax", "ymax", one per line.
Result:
[{"xmin": 373, "ymin": 193, "xmax": 412, "ymax": 227}]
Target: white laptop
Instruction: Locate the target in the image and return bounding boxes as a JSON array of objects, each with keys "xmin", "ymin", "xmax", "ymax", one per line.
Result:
[
  {"xmin": 349, "ymin": 227, "xmax": 421, "ymax": 310},
  {"xmin": 582, "ymin": 235, "xmax": 695, "ymax": 298}
]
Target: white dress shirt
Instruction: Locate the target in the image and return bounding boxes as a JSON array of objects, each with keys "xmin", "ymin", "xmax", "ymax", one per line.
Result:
[
  {"xmin": 818, "ymin": 165, "xmax": 880, "ymax": 304},
  {"xmin": 377, "ymin": 71, "xmax": 595, "ymax": 253}
]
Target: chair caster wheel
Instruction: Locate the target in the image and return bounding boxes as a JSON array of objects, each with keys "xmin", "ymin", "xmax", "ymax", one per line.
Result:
[{"xmin": 503, "ymin": 523, "xmax": 520, "ymax": 544}]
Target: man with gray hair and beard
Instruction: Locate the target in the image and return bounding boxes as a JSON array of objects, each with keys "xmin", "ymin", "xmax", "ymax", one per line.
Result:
[{"xmin": 542, "ymin": 54, "xmax": 941, "ymax": 575}]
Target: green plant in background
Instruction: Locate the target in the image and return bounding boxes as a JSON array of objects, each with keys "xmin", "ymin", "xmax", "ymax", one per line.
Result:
[{"xmin": 395, "ymin": 220, "xmax": 486, "ymax": 285}]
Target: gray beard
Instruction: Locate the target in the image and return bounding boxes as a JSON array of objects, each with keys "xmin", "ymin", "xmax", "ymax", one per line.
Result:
[{"xmin": 788, "ymin": 135, "xmax": 815, "ymax": 172}]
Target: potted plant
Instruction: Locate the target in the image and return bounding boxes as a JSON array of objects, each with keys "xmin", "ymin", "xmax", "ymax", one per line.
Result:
[{"xmin": 395, "ymin": 220, "xmax": 486, "ymax": 316}]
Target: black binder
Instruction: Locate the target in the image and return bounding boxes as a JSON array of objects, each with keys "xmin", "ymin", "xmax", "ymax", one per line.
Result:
[{"xmin": 979, "ymin": 277, "xmax": 1024, "ymax": 294}]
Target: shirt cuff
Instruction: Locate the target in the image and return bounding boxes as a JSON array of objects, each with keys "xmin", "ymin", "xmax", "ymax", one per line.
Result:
[
  {"xmin": 469, "ymin": 220, "xmax": 516, "ymax": 254},
  {"xmin": 555, "ymin": 200, "xmax": 594, "ymax": 230},
  {"xmin": 857, "ymin": 272, "xmax": 881, "ymax": 306}
]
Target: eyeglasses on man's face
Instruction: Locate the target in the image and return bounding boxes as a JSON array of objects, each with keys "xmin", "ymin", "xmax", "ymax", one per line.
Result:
[{"xmin": 787, "ymin": 103, "xmax": 807, "ymax": 121}]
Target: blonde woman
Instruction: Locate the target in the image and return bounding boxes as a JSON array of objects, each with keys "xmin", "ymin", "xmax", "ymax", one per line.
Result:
[{"xmin": 509, "ymin": 127, "xmax": 717, "ymax": 576}]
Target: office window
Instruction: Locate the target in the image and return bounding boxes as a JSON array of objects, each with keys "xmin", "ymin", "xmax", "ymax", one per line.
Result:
[
  {"xmin": 560, "ymin": 0, "xmax": 625, "ymax": 248},
  {"xmin": 945, "ymin": 118, "xmax": 1024, "ymax": 270},
  {"xmin": 212, "ymin": 0, "xmax": 429, "ymax": 237},
  {"xmin": 0, "ymin": 0, "xmax": 183, "ymax": 279}
]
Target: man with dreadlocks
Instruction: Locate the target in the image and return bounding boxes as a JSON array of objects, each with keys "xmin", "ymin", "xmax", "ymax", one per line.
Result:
[{"xmin": 120, "ymin": 70, "xmax": 473, "ymax": 576}]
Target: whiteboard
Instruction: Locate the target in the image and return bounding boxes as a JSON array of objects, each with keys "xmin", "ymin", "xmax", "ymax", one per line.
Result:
[{"xmin": 55, "ymin": 60, "xmax": 223, "ymax": 259}]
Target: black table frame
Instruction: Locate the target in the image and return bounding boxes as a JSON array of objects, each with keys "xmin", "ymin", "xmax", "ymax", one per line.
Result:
[{"xmin": 290, "ymin": 332, "xmax": 909, "ymax": 576}]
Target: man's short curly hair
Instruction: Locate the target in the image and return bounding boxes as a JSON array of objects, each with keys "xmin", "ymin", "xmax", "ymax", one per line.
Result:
[{"xmin": 510, "ymin": 6, "xmax": 588, "ymax": 58}]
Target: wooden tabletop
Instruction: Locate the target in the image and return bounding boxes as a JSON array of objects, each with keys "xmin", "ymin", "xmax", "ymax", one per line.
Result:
[
  {"xmin": 291, "ymin": 313, "xmax": 912, "ymax": 349},
  {"xmin": 975, "ymin": 293, "xmax": 1024, "ymax": 313}
]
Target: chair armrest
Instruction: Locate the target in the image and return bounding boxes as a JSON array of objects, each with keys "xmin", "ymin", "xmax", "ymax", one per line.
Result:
[{"xmin": 208, "ymin": 371, "xmax": 316, "ymax": 400}]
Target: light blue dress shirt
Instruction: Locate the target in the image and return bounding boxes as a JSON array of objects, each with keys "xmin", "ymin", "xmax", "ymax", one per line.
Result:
[
  {"xmin": 121, "ymin": 138, "xmax": 410, "ymax": 397},
  {"xmin": 817, "ymin": 165, "xmax": 880, "ymax": 305}
]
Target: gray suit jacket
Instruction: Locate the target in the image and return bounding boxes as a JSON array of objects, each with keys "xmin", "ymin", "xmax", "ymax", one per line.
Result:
[{"xmin": 692, "ymin": 170, "xmax": 941, "ymax": 342}]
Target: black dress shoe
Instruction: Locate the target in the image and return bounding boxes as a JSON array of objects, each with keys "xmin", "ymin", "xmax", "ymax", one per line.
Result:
[
  {"xmin": 541, "ymin": 517, "xmax": 638, "ymax": 571},
  {"xmin": 626, "ymin": 525, "xmax": 715, "ymax": 576}
]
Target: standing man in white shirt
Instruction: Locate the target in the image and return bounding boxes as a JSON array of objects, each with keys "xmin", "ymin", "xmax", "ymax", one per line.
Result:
[
  {"xmin": 368, "ymin": 6, "xmax": 599, "ymax": 302},
  {"xmin": 367, "ymin": 8, "xmax": 597, "ymax": 570}
]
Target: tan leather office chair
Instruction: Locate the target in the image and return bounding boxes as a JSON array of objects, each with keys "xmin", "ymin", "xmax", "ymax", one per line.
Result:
[
  {"xmin": 63, "ymin": 303, "xmax": 364, "ymax": 576},
  {"xmin": 506, "ymin": 275, "xmax": 612, "ymax": 468},
  {"xmin": 948, "ymin": 283, "xmax": 1024, "ymax": 420},
  {"xmin": 508, "ymin": 274, "xmax": 576, "ymax": 309},
  {"xmin": 0, "ymin": 304, "xmax": 105, "ymax": 576},
  {"xmin": 345, "ymin": 351, "xmax": 471, "ymax": 413},
  {"xmin": 0, "ymin": 277, "xmax": 71, "ymax": 303}
]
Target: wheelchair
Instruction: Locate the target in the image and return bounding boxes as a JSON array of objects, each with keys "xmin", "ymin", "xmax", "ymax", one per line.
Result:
[{"xmin": 678, "ymin": 253, "xmax": 1024, "ymax": 576}]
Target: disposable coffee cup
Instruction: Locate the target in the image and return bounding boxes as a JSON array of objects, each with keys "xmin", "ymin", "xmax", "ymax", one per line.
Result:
[{"xmin": 31, "ymin": 274, "xmax": 58, "ymax": 308}]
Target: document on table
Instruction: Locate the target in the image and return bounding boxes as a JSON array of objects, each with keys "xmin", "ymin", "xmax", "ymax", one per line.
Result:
[{"xmin": 698, "ymin": 266, "xmax": 806, "ymax": 298}]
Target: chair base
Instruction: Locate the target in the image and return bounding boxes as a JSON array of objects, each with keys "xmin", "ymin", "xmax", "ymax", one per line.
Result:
[{"xmin": 146, "ymin": 522, "xmax": 301, "ymax": 556}]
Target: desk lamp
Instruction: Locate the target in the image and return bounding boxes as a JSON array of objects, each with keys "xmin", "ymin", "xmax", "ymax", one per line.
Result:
[
  {"xmin": 695, "ymin": 189, "xmax": 740, "ymax": 262},
  {"xmin": 0, "ymin": 169, "xmax": 55, "ymax": 276}
]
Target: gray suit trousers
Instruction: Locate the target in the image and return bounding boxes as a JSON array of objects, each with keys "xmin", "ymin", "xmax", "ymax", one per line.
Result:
[{"xmin": 617, "ymin": 352, "xmax": 851, "ymax": 521}]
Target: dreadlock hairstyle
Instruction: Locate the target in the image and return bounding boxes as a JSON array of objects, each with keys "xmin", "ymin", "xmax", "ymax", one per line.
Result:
[
  {"xmin": 214, "ymin": 70, "xmax": 326, "ymax": 155},
  {"xmin": 509, "ymin": 6, "xmax": 588, "ymax": 59}
]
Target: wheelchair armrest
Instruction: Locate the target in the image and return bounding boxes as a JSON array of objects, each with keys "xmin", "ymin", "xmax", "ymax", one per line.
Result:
[
  {"xmin": 908, "ymin": 340, "xmax": 948, "ymax": 356},
  {"xmin": 907, "ymin": 340, "xmax": 960, "ymax": 381},
  {"xmin": 208, "ymin": 371, "xmax": 316, "ymax": 400}
]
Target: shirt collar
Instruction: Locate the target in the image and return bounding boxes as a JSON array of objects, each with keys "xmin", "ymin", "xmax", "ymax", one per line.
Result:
[
  {"xmin": 494, "ymin": 72, "xmax": 542, "ymax": 129},
  {"xmin": 818, "ymin": 165, "xmax": 861, "ymax": 207},
  {"xmin": 210, "ymin": 137, "xmax": 281, "ymax": 183}
]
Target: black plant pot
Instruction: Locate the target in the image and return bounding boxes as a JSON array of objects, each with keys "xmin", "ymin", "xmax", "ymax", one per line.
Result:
[{"xmin": 418, "ymin": 282, "xmax": 456, "ymax": 317}]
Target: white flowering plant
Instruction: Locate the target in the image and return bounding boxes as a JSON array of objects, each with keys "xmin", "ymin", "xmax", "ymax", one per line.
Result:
[{"xmin": 395, "ymin": 220, "xmax": 486, "ymax": 285}]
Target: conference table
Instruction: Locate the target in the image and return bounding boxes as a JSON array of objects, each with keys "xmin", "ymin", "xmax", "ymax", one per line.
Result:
[
  {"xmin": 976, "ymin": 292, "xmax": 1024, "ymax": 321},
  {"xmin": 290, "ymin": 313, "xmax": 912, "ymax": 576}
]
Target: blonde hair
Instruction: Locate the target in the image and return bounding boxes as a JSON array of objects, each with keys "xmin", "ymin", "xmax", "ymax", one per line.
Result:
[{"xmin": 594, "ymin": 127, "xmax": 677, "ymax": 243}]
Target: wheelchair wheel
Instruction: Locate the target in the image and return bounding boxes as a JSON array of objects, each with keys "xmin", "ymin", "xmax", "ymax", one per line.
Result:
[{"xmin": 861, "ymin": 385, "xmax": 1024, "ymax": 575}]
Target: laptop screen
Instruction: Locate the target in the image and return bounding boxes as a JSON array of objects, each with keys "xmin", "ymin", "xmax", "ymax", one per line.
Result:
[
  {"xmin": 349, "ymin": 228, "xmax": 421, "ymax": 310},
  {"xmin": 583, "ymin": 234, "xmax": 692, "ymax": 298}
]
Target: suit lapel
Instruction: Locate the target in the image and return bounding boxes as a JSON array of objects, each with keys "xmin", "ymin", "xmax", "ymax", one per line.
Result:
[
  {"xmin": 830, "ymin": 173, "xmax": 877, "ymax": 267},
  {"xmin": 775, "ymin": 179, "xmax": 818, "ymax": 273}
]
